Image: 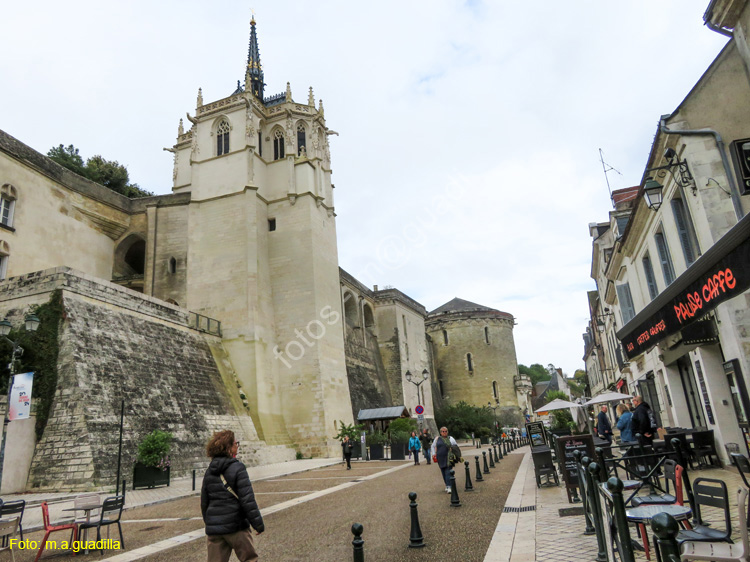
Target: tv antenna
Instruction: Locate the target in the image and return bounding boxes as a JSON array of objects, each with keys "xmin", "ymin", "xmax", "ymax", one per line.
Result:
[{"xmin": 599, "ymin": 148, "xmax": 622, "ymax": 201}]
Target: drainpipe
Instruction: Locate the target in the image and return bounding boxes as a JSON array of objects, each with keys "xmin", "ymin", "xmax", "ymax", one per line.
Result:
[{"xmin": 659, "ymin": 115, "xmax": 744, "ymax": 221}]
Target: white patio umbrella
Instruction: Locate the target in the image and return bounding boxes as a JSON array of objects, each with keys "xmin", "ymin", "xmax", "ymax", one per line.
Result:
[
  {"xmin": 583, "ymin": 391, "xmax": 633, "ymax": 406},
  {"xmin": 534, "ymin": 398, "xmax": 581, "ymax": 413}
]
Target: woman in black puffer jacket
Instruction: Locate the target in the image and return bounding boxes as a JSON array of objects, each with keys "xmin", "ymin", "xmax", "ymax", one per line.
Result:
[{"xmin": 201, "ymin": 430, "xmax": 264, "ymax": 562}]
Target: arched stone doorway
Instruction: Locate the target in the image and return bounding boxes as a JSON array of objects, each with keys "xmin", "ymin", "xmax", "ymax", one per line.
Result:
[{"xmin": 112, "ymin": 233, "xmax": 147, "ymax": 293}]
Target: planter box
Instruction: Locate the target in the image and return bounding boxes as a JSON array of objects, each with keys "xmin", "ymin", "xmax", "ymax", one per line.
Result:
[
  {"xmin": 368, "ymin": 444, "xmax": 384, "ymax": 460},
  {"xmin": 390, "ymin": 443, "xmax": 406, "ymax": 460},
  {"xmin": 133, "ymin": 463, "xmax": 170, "ymax": 490}
]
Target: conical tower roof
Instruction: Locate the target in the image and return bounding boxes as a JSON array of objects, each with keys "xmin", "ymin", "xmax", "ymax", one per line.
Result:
[{"xmin": 428, "ymin": 297, "xmax": 501, "ymax": 316}]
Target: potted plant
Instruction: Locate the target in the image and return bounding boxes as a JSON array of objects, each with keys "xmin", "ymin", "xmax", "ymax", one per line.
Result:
[
  {"xmin": 366, "ymin": 431, "xmax": 386, "ymax": 460},
  {"xmin": 387, "ymin": 418, "xmax": 417, "ymax": 461},
  {"xmin": 333, "ymin": 420, "xmax": 365, "ymax": 459},
  {"xmin": 133, "ymin": 430, "xmax": 172, "ymax": 489},
  {"xmin": 479, "ymin": 426, "xmax": 492, "ymax": 445}
]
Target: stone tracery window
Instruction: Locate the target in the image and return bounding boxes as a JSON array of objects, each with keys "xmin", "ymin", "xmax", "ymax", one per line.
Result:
[
  {"xmin": 217, "ymin": 119, "xmax": 230, "ymax": 156},
  {"xmin": 297, "ymin": 123, "xmax": 306, "ymax": 155},
  {"xmin": 273, "ymin": 129, "xmax": 285, "ymax": 160}
]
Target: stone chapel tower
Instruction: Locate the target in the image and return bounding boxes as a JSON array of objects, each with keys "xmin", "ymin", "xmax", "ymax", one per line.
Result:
[{"xmin": 164, "ymin": 18, "xmax": 353, "ymax": 456}]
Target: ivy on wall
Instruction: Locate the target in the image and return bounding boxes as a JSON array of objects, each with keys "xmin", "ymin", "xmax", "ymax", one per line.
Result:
[{"xmin": 0, "ymin": 290, "xmax": 62, "ymax": 440}]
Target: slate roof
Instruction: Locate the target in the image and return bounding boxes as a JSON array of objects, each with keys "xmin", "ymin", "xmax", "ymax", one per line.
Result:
[
  {"xmin": 357, "ymin": 406, "xmax": 409, "ymax": 421},
  {"xmin": 428, "ymin": 297, "xmax": 513, "ymax": 319}
]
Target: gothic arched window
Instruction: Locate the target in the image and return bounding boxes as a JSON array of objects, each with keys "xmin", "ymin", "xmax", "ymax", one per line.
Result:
[
  {"xmin": 297, "ymin": 123, "xmax": 306, "ymax": 155},
  {"xmin": 217, "ymin": 120, "xmax": 230, "ymax": 156},
  {"xmin": 273, "ymin": 129, "xmax": 285, "ymax": 160}
]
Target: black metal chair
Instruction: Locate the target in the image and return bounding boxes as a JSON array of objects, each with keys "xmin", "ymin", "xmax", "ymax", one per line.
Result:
[
  {"xmin": 690, "ymin": 430, "xmax": 720, "ymax": 468},
  {"xmin": 670, "ymin": 431, "xmax": 695, "ymax": 469},
  {"xmin": 78, "ymin": 495, "xmax": 125, "ymax": 553},
  {"xmin": 676, "ymin": 477, "xmax": 733, "ymax": 544},
  {"xmin": 631, "ymin": 459, "xmax": 679, "ymax": 507},
  {"xmin": 0, "ymin": 500, "xmax": 25, "ymax": 544},
  {"xmin": 731, "ymin": 452, "xmax": 750, "ymax": 523}
]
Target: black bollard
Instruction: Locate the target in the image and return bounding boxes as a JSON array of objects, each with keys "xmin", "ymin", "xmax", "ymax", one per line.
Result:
[
  {"xmin": 482, "ymin": 451, "xmax": 490, "ymax": 473},
  {"xmin": 192, "ymin": 469, "xmax": 196, "ymax": 491},
  {"xmin": 606, "ymin": 477, "xmax": 636, "ymax": 562},
  {"xmin": 449, "ymin": 469, "xmax": 461, "ymax": 507},
  {"xmin": 476, "ymin": 440, "xmax": 480, "ymax": 449},
  {"xmin": 586, "ymin": 462, "xmax": 608, "ymax": 562},
  {"xmin": 488, "ymin": 448, "xmax": 495, "ymax": 468},
  {"xmin": 464, "ymin": 461, "xmax": 474, "ymax": 491},
  {"xmin": 352, "ymin": 523, "xmax": 364, "ymax": 562},
  {"xmin": 503, "ymin": 440, "xmax": 508, "ymax": 456},
  {"xmin": 575, "ymin": 452, "xmax": 595, "ymax": 536},
  {"xmin": 497, "ymin": 442, "xmax": 503, "ymax": 460},
  {"xmin": 407, "ymin": 492, "xmax": 426, "ymax": 548},
  {"xmin": 493, "ymin": 444, "xmax": 499, "ymax": 463},
  {"xmin": 651, "ymin": 512, "xmax": 681, "ymax": 562},
  {"xmin": 475, "ymin": 456, "xmax": 484, "ymax": 481}
]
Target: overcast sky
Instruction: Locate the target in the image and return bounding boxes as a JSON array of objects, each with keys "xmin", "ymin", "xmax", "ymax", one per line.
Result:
[{"xmin": 2, "ymin": 1, "xmax": 729, "ymax": 377}]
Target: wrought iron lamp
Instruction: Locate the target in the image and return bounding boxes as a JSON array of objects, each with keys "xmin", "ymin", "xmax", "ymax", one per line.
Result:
[
  {"xmin": 643, "ymin": 178, "xmax": 664, "ymax": 211},
  {"xmin": 405, "ymin": 369, "xmax": 429, "ymax": 409}
]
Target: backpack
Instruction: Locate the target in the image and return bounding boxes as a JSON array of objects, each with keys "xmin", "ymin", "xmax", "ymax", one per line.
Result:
[{"xmin": 646, "ymin": 408, "xmax": 658, "ymax": 431}]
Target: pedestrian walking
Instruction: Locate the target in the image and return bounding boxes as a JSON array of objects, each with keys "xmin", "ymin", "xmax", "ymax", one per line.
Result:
[
  {"xmin": 420, "ymin": 429, "xmax": 432, "ymax": 464},
  {"xmin": 201, "ymin": 430, "xmax": 264, "ymax": 562},
  {"xmin": 341, "ymin": 435, "xmax": 354, "ymax": 470},
  {"xmin": 597, "ymin": 405, "xmax": 613, "ymax": 443},
  {"xmin": 631, "ymin": 395, "xmax": 658, "ymax": 446},
  {"xmin": 430, "ymin": 426, "xmax": 458, "ymax": 493},
  {"xmin": 615, "ymin": 403, "xmax": 634, "ymax": 443},
  {"xmin": 408, "ymin": 431, "xmax": 421, "ymax": 465}
]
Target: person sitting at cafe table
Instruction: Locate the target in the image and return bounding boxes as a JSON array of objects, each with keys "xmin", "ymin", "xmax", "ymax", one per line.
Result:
[
  {"xmin": 596, "ymin": 405, "xmax": 613, "ymax": 443},
  {"xmin": 615, "ymin": 403, "xmax": 634, "ymax": 442}
]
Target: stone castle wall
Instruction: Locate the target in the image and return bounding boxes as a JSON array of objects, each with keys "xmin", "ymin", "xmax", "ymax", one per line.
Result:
[
  {"xmin": 0, "ymin": 268, "xmax": 294, "ymax": 492},
  {"xmin": 344, "ymin": 328, "xmax": 393, "ymax": 423}
]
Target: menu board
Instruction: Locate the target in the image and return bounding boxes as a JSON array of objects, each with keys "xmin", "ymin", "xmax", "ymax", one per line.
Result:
[
  {"xmin": 526, "ymin": 422, "xmax": 546, "ymax": 447},
  {"xmin": 556, "ymin": 434, "xmax": 594, "ymax": 488}
]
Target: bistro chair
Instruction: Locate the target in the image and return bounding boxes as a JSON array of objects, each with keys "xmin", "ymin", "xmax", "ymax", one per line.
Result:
[
  {"xmin": 0, "ymin": 499, "xmax": 25, "ymax": 544},
  {"xmin": 680, "ymin": 487, "xmax": 748, "ymax": 562},
  {"xmin": 78, "ymin": 495, "xmax": 125, "ymax": 554},
  {"xmin": 690, "ymin": 430, "xmax": 720, "ymax": 468},
  {"xmin": 631, "ymin": 459, "xmax": 684, "ymax": 507},
  {"xmin": 730, "ymin": 452, "xmax": 750, "ymax": 523},
  {"xmin": 0, "ymin": 517, "xmax": 18, "ymax": 562},
  {"xmin": 671, "ymin": 432, "xmax": 696, "ymax": 470},
  {"xmin": 35, "ymin": 501, "xmax": 78, "ymax": 562},
  {"xmin": 677, "ymin": 477, "xmax": 732, "ymax": 545}
]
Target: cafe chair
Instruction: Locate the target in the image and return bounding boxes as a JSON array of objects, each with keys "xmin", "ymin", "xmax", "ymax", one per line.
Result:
[
  {"xmin": 730, "ymin": 453, "xmax": 750, "ymax": 524},
  {"xmin": 0, "ymin": 517, "xmax": 19, "ymax": 562},
  {"xmin": 0, "ymin": 500, "xmax": 25, "ymax": 544},
  {"xmin": 671, "ymin": 432, "xmax": 696, "ymax": 470},
  {"xmin": 631, "ymin": 460, "xmax": 684, "ymax": 508},
  {"xmin": 680, "ymin": 487, "xmax": 748, "ymax": 562},
  {"xmin": 73, "ymin": 493, "xmax": 101, "ymax": 525},
  {"xmin": 677, "ymin": 478, "xmax": 732, "ymax": 544},
  {"xmin": 78, "ymin": 495, "xmax": 125, "ymax": 554},
  {"xmin": 691, "ymin": 430, "xmax": 720, "ymax": 468},
  {"xmin": 35, "ymin": 501, "xmax": 78, "ymax": 562}
]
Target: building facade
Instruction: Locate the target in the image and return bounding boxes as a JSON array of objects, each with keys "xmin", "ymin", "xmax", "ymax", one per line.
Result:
[{"xmin": 584, "ymin": 0, "xmax": 750, "ymax": 464}]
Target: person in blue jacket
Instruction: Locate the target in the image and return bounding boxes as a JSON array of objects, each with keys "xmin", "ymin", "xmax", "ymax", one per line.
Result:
[
  {"xmin": 616, "ymin": 403, "xmax": 634, "ymax": 442},
  {"xmin": 408, "ymin": 431, "xmax": 422, "ymax": 465}
]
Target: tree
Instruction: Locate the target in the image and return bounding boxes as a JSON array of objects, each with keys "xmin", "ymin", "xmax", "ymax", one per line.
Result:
[
  {"xmin": 48, "ymin": 144, "xmax": 86, "ymax": 177},
  {"xmin": 545, "ymin": 390, "xmax": 575, "ymax": 431},
  {"xmin": 47, "ymin": 144, "xmax": 154, "ymax": 198},
  {"xmin": 435, "ymin": 401, "xmax": 494, "ymax": 438},
  {"xmin": 518, "ymin": 363, "xmax": 550, "ymax": 386}
]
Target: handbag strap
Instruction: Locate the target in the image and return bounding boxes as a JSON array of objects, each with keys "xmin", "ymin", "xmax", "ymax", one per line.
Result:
[{"xmin": 220, "ymin": 474, "xmax": 239, "ymax": 500}]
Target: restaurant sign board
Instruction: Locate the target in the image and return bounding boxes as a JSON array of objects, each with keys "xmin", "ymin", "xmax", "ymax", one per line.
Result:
[{"xmin": 619, "ymin": 218, "xmax": 750, "ymax": 360}]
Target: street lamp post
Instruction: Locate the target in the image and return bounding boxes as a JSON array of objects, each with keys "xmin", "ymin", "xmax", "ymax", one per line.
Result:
[
  {"xmin": 488, "ymin": 402, "xmax": 500, "ymax": 440},
  {"xmin": 405, "ymin": 369, "xmax": 429, "ymax": 425},
  {"xmin": 0, "ymin": 313, "xmax": 41, "ymax": 492}
]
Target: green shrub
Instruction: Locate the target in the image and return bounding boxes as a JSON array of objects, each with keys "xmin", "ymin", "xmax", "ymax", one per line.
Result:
[
  {"xmin": 333, "ymin": 420, "xmax": 365, "ymax": 442},
  {"xmin": 366, "ymin": 431, "xmax": 386, "ymax": 445},
  {"xmin": 296, "ymin": 451, "xmax": 303, "ymax": 460},
  {"xmin": 137, "ymin": 430, "xmax": 173, "ymax": 468},
  {"xmin": 388, "ymin": 417, "xmax": 417, "ymax": 435}
]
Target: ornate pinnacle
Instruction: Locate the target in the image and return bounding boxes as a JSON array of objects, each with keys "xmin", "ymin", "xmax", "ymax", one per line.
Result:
[
  {"xmin": 197, "ymin": 87, "xmax": 203, "ymax": 107},
  {"xmin": 285, "ymin": 82, "xmax": 292, "ymax": 102},
  {"xmin": 178, "ymin": 118, "xmax": 184, "ymax": 136},
  {"xmin": 308, "ymin": 87, "xmax": 315, "ymax": 107},
  {"xmin": 318, "ymin": 98, "xmax": 325, "ymax": 117}
]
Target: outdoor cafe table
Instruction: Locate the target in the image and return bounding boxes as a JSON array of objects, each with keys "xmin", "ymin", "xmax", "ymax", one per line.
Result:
[
  {"xmin": 625, "ymin": 504, "xmax": 692, "ymax": 561},
  {"xmin": 62, "ymin": 502, "xmax": 101, "ymax": 552}
]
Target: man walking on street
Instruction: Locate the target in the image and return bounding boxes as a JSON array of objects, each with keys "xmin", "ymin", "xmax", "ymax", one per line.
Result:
[
  {"xmin": 631, "ymin": 395, "xmax": 657, "ymax": 446},
  {"xmin": 420, "ymin": 428, "xmax": 432, "ymax": 465}
]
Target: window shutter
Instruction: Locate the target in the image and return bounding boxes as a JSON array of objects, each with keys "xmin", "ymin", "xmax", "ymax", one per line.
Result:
[
  {"xmin": 642, "ymin": 255, "xmax": 658, "ymax": 301},
  {"xmin": 615, "ymin": 283, "xmax": 636, "ymax": 324},
  {"xmin": 671, "ymin": 199, "xmax": 696, "ymax": 266},
  {"xmin": 654, "ymin": 232, "xmax": 675, "ymax": 285}
]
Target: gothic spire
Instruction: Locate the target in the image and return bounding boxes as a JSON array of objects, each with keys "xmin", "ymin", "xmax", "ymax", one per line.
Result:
[{"xmin": 245, "ymin": 16, "xmax": 264, "ymax": 101}]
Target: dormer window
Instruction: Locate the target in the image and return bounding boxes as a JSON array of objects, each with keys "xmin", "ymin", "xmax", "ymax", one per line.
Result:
[
  {"xmin": 273, "ymin": 129, "xmax": 285, "ymax": 160},
  {"xmin": 217, "ymin": 120, "xmax": 230, "ymax": 156}
]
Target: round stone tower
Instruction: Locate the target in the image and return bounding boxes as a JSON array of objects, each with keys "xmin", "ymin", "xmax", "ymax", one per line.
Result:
[{"xmin": 426, "ymin": 298, "xmax": 519, "ymax": 416}]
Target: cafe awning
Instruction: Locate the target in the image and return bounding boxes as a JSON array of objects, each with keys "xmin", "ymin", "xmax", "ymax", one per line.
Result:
[{"xmin": 617, "ymin": 212, "xmax": 750, "ymax": 360}]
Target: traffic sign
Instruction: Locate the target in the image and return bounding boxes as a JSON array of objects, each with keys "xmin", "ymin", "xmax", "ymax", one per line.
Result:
[
  {"xmin": 415, "ymin": 404, "xmax": 424, "ymax": 415},
  {"xmin": 418, "ymin": 414, "xmax": 424, "ymax": 421}
]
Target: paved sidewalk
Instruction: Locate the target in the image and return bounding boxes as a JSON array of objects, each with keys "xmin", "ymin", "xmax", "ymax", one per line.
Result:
[
  {"xmin": 487, "ymin": 449, "xmax": 746, "ymax": 561},
  {"xmin": 3, "ymin": 457, "xmax": 341, "ymax": 533}
]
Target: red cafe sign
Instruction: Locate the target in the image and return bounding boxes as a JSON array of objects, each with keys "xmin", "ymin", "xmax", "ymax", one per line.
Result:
[{"xmin": 618, "ymin": 223, "xmax": 750, "ymax": 360}]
